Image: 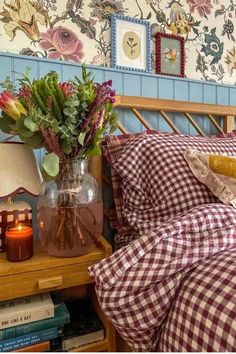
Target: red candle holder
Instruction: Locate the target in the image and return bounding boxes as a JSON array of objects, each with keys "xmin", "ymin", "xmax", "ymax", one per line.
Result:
[{"xmin": 6, "ymin": 224, "xmax": 33, "ymax": 262}]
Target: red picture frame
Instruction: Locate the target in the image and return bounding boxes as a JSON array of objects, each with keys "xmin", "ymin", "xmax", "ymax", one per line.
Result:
[{"xmin": 155, "ymin": 32, "xmax": 185, "ymax": 78}]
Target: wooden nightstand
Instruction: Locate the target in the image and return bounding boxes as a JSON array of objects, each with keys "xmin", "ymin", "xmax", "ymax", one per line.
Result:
[{"xmin": 0, "ymin": 237, "xmax": 116, "ymax": 352}]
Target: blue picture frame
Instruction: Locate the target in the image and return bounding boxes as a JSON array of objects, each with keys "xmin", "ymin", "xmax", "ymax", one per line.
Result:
[{"xmin": 111, "ymin": 14, "xmax": 151, "ymax": 73}]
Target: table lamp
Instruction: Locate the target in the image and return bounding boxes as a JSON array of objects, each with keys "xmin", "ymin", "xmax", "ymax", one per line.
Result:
[{"xmin": 0, "ymin": 142, "xmax": 43, "ymax": 253}]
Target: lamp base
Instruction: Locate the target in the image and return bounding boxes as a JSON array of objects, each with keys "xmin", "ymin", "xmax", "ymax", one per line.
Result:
[{"xmin": 0, "ymin": 200, "xmax": 32, "ymax": 253}]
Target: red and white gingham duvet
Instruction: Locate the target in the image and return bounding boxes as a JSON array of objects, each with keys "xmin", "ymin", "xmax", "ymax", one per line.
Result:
[{"xmin": 89, "ymin": 204, "xmax": 236, "ymax": 352}]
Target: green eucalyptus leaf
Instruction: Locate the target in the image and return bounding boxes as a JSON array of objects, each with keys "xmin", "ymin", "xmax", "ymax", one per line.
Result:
[
  {"xmin": 62, "ymin": 140, "xmax": 72, "ymax": 154},
  {"xmin": 81, "ymin": 102, "xmax": 88, "ymax": 109},
  {"xmin": 15, "ymin": 116, "xmax": 34, "ymax": 137},
  {"xmin": 21, "ymin": 132, "xmax": 44, "ymax": 149},
  {"xmin": 78, "ymin": 131, "xmax": 87, "ymax": 146},
  {"xmin": 51, "ymin": 120, "xmax": 59, "ymax": 133},
  {"xmin": 65, "ymin": 118, "xmax": 73, "ymax": 126},
  {"xmin": 64, "ymin": 107, "xmax": 76, "ymax": 116},
  {"xmin": 65, "ymin": 97, "xmax": 80, "ymax": 107},
  {"xmin": 42, "ymin": 153, "xmax": 59, "ymax": 177},
  {"xmin": 65, "ymin": 100, "xmax": 73, "ymax": 107},
  {"xmin": 41, "ymin": 168, "xmax": 54, "ymax": 182},
  {"xmin": 0, "ymin": 115, "xmax": 15, "ymax": 134},
  {"xmin": 71, "ymin": 100, "xmax": 80, "ymax": 107},
  {"xmin": 24, "ymin": 116, "xmax": 39, "ymax": 132}
]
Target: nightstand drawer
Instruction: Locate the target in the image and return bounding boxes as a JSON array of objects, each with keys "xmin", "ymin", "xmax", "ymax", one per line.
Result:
[{"xmin": 0, "ymin": 263, "xmax": 95, "ymax": 301}]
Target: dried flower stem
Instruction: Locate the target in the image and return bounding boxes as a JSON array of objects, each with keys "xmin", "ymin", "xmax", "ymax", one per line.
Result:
[{"xmin": 40, "ymin": 126, "xmax": 66, "ymax": 160}]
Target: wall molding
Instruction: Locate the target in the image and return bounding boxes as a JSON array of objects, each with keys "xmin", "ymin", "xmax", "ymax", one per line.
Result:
[{"xmin": 0, "ymin": 51, "xmax": 236, "ymax": 92}]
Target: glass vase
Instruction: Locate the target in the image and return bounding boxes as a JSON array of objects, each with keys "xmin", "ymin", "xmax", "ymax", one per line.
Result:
[{"xmin": 38, "ymin": 159, "xmax": 103, "ymax": 257}]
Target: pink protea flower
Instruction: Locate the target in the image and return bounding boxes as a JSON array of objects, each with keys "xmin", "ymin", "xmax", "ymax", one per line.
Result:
[
  {"xmin": 39, "ymin": 26, "xmax": 84, "ymax": 62},
  {"xmin": 59, "ymin": 82, "xmax": 73, "ymax": 98},
  {"xmin": 187, "ymin": 0, "xmax": 213, "ymax": 17},
  {"xmin": 0, "ymin": 91, "xmax": 27, "ymax": 120}
]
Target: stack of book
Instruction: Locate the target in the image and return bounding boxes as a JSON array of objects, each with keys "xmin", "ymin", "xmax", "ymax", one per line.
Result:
[
  {"xmin": 0, "ymin": 293, "xmax": 70, "ymax": 352},
  {"xmin": 51, "ymin": 299, "xmax": 105, "ymax": 351}
]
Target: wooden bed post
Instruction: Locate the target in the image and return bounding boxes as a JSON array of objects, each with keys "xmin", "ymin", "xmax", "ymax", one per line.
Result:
[
  {"xmin": 89, "ymin": 155, "xmax": 103, "ymax": 189},
  {"xmin": 224, "ymin": 116, "xmax": 235, "ymax": 134}
]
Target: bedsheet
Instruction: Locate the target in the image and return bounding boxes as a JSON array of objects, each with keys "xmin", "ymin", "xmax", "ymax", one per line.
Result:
[{"xmin": 89, "ymin": 204, "xmax": 236, "ymax": 352}]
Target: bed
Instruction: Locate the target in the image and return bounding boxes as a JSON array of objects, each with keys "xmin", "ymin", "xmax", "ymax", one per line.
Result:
[{"xmin": 89, "ymin": 95, "xmax": 236, "ymax": 352}]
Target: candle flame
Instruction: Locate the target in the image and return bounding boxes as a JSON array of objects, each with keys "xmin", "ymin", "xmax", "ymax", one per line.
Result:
[{"xmin": 18, "ymin": 225, "xmax": 22, "ymax": 231}]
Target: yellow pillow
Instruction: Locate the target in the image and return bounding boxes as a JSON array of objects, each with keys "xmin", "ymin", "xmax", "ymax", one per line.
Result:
[
  {"xmin": 183, "ymin": 149, "xmax": 236, "ymax": 207},
  {"xmin": 209, "ymin": 155, "xmax": 236, "ymax": 179}
]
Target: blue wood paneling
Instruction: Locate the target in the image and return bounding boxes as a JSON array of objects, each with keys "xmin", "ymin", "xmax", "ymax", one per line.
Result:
[
  {"xmin": 123, "ymin": 73, "xmax": 141, "ymax": 96},
  {"xmin": 189, "ymin": 82, "xmax": 204, "ymax": 135},
  {"xmin": 38, "ymin": 61, "xmax": 62, "ymax": 79},
  {"xmin": 0, "ymin": 52, "xmax": 234, "ymax": 105},
  {"xmin": 189, "ymin": 82, "xmax": 203, "ymax": 102},
  {"xmin": 62, "ymin": 64, "xmax": 81, "ymax": 81},
  {"xmin": 174, "ymin": 80, "xmax": 189, "ymax": 101},
  {"xmin": 173, "ymin": 81, "xmax": 189, "ymax": 133},
  {"xmin": 0, "ymin": 51, "xmax": 235, "ymax": 145},
  {"xmin": 90, "ymin": 68, "xmax": 104, "ymax": 83},
  {"xmin": 141, "ymin": 75, "xmax": 158, "ymax": 98},
  {"xmin": 0, "ymin": 56, "xmax": 12, "ymax": 82},
  {"xmin": 104, "ymin": 70, "xmax": 123, "ymax": 94},
  {"xmin": 141, "ymin": 75, "xmax": 159, "ymax": 130},
  {"xmin": 0, "ymin": 51, "xmax": 235, "ymax": 140},
  {"xmin": 123, "ymin": 74, "xmax": 142, "ymax": 132},
  {"xmin": 217, "ymin": 86, "xmax": 229, "ymax": 105},
  {"xmin": 158, "ymin": 78, "xmax": 174, "ymax": 99},
  {"xmin": 203, "ymin": 84, "xmax": 217, "ymax": 104},
  {"xmin": 13, "ymin": 57, "xmax": 38, "ymax": 82},
  {"xmin": 230, "ymin": 87, "xmax": 236, "ymax": 106},
  {"xmin": 158, "ymin": 78, "xmax": 174, "ymax": 132}
]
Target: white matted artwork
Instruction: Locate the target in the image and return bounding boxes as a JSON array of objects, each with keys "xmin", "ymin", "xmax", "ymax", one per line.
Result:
[{"xmin": 111, "ymin": 15, "xmax": 151, "ymax": 72}]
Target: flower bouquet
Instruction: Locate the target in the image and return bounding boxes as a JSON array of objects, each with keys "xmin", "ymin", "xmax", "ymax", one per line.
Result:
[{"xmin": 0, "ymin": 65, "xmax": 117, "ymax": 256}]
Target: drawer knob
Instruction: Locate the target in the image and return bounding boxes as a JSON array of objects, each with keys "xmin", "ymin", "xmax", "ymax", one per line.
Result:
[{"xmin": 38, "ymin": 276, "xmax": 63, "ymax": 290}]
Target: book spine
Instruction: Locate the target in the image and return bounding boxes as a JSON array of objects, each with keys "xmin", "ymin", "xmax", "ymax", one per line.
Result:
[
  {"xmin": 0, "ymin": 307, "xmax": 69, "ymax": 340},
  {"xmin": 0, "ymin": 305, "xmax": 54, "ymax": 330},
  {"xmin": 14, "ymin": 340, "xmax": 50, "ymax": 352},
  {"xmin": 0, "ymin": 327, "xmax": 62, "ymax": 352}
]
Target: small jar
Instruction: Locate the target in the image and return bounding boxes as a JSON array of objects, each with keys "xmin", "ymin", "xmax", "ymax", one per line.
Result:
[
  {"xmin": 6, "ymin": 224, "xmax": 33, "ymax": 262},
  {"xmin": 38, "ymin": 159, "xmax": 103, "ymax": 257}
]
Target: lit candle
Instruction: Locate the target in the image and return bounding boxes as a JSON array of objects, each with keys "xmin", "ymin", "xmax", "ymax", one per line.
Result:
[{"xmin": 6, "ymin": 224, "xmax": 33, "ymax": 262}]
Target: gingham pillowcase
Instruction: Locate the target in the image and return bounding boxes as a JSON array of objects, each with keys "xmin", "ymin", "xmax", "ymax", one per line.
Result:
[
  {"xmin": 114, "ymin": 131, "xmax": 236, "ymax": 231},
  {"xmin": 103, "ymin": 132, "xmax": 152, "ymax": 240}
]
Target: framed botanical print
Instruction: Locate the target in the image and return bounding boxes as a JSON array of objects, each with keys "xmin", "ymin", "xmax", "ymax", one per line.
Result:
[
  {"xmin": 156, "ymin": 32, "xmax": 185, "ymax": 78},
  {"xmin": 111, "ymin": 14, "xmax": 151, "ymax": 72}
]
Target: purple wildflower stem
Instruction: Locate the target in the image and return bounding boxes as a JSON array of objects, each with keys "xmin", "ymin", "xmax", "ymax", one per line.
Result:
[
  {"xmin": 84, "ymin": 108, "xmax": 105, "ymax": 147},
  {"xmin": 81, "ymin": 95, "xmax": 99, "ymax": 131},
  {"xmin": 84, "ymin": 124, "xmax": 96, "ymax": 147}
]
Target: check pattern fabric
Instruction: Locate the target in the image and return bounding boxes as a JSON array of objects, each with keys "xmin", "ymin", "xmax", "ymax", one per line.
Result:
[
  {"xmin": 158, "ymin": 249, "xmax": 236, "ymax": 352},
  {"xmin": 104, "ymin": 131, "xmax": 155, "ymax": 248},
  {"xmin": 105, "ymin": 131, "xmax": 236, "ymax": 249},
  {"xmin": 89, "ymin": 204, "xmax": 236, "ymax": 352}
]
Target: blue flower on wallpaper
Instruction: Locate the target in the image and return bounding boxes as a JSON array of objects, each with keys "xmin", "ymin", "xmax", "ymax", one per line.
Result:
[
  {"xmin": 89, "ymin": 0, "xmax": 127, "ymax": 22},
  {"xmin": 201, "ymin": 28, "xmax": 224, "ymax": 65}
]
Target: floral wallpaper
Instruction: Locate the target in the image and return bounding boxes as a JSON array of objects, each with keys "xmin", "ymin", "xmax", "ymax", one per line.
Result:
[{"xmin": 0, "ymin": 0, "xmax": 235, "ymax": 85}]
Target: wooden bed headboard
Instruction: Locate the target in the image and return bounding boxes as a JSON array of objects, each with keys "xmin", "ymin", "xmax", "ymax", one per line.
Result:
[{"xmin": 90, "ymin": 95, "xmax": 236, "ymax": 187}]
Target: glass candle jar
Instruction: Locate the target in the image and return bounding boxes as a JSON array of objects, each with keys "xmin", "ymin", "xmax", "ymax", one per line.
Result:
[{"xmin": 6, "ymin": 224, "xmax": 33, "ymax": 262}]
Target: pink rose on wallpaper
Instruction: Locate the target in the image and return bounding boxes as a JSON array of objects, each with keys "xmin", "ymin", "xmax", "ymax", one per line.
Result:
[
  {"xmin": 39, "ymin": 26, "xmax": 84, "ymax": 62},
  {"xmin": 187, "ymin": 0, "xmax": 213, "ymax": 17}
]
